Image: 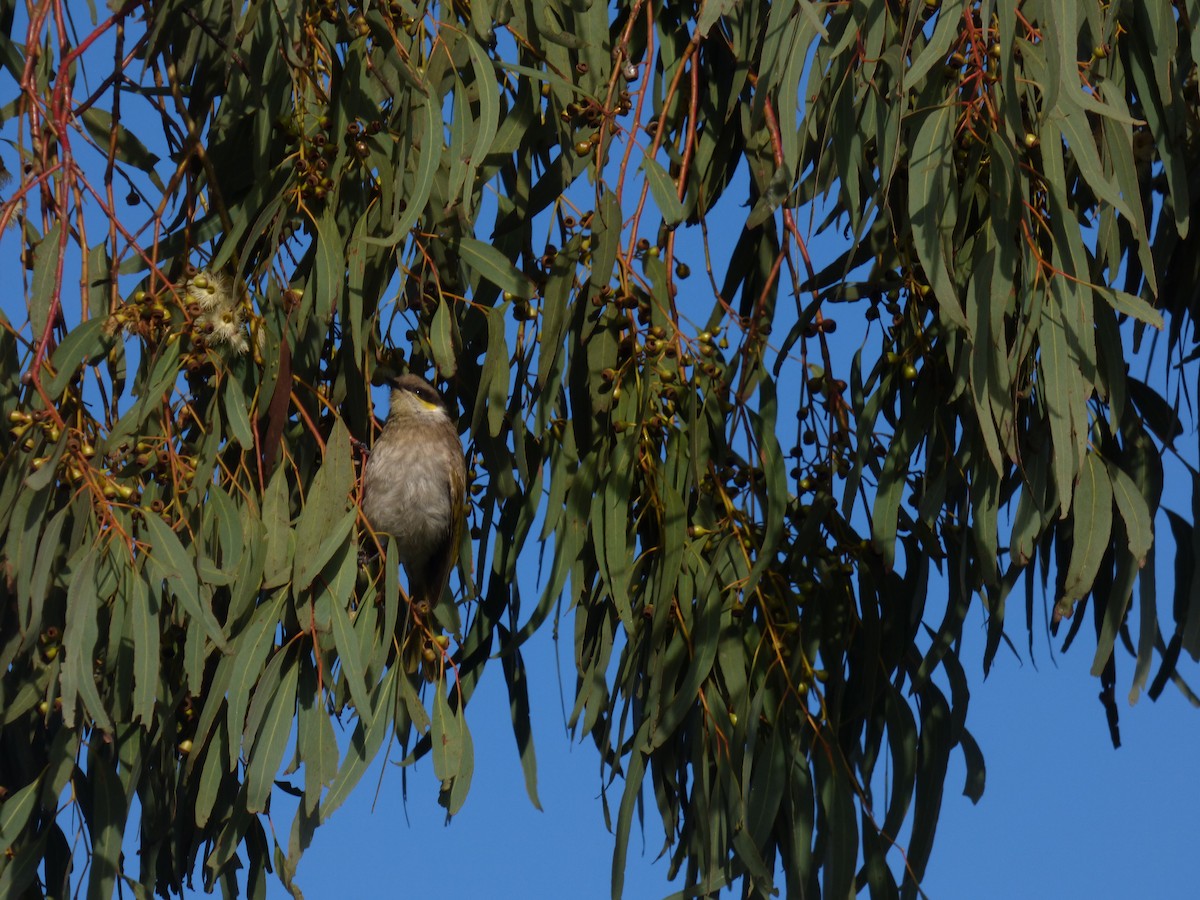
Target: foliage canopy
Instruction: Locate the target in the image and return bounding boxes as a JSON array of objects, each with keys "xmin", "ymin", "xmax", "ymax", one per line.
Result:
[{"xmin": 1, "ymin": 0, "xmax": 1199, "ymax": 897}]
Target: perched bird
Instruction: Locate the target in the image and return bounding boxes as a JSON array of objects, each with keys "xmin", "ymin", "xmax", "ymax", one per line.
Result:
[{"xmin": 362, "ymin": 374, "xmax": 466, "ymax": 613}]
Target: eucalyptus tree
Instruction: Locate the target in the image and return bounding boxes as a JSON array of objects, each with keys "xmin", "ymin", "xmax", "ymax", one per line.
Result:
[{"xmin": 1, "ymin": 0, "xmax": 1197, "ymax": 897}]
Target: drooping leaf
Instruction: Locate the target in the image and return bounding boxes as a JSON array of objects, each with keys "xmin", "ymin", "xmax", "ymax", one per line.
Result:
[
  {"xmin": 1058, "ymin": 454, "xmax": 1114, "ymax": 618},
  {"xmin": 455, "ymin": 237, "xmax": 536, "ymax": 299}
]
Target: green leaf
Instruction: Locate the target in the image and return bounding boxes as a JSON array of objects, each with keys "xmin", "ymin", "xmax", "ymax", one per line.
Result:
[
  {"xmin": 376, "ymin": 93, "xmax": 439, "ymax": 243},
  {"xmin": 1010, "ymin": 452, "xmax": 1052, "ymax": 565},
  {"xmin": 444, "ymin": 708, "xmax": 475, "ymax": 816},
  {"xmin": 469, "ymin": 0, "xmax": 494, "ymax": 42},
  {"xmin": 329, "ymin": 577, "xmax": 372, "ymax": 725},
  {"xmin": 222, "ymin": 378, "xmax": 255, "ymax": 449},
  {"xmin": 61, "ymin": 544, "xmax": 113, "ymax": 732},
  {"xmin": 908, "ymin": 105, "xmax": 969, "ymax": 333},
  {"xmin": 695, "ymin": 0, "xmax": 735, "ymax": 37},
  {"xmin": 429, "ymin": 297, "xmax": 457, "ymax": 377},
  {"xmin": 293, "ymin": 420, "xmax": 354, "ymax": 589},
  {"xmin": 588, "ymin": 188, "xmax": 622, "ymax": 292},
  {"xmin": 80, "ymin": 108, "xmax": 164, "ymax": 188},
  {"xmin": 814, "ymin": 739, "xmax": 858, "ymax": 900},
  {"xmin": 135, "ymin": 335, "xmax": 184, "ymax": 406},
  {"xmin": 640, "ymin": 156, "xmax": 685, "ymax": 228},
  {"xmin": 431, "ymin": 686, "xmax": 460, "ymax": 782},
  {"xmin": 1041, "ymin": 0, "xmax": 1076, "ymax": 116},
  {"xmin": 742, "ymin": 395, "xmax": 787, "ymax": 595},
  {"xmin": 226, "ymin": 590, "xmax": 286, "ymax": 769},
  {"xmin": 474, "ymin": 306, "xmax": 510, "ymax": 439},
  {"xmin": 463, "ymin": 36, "xmax": 499, "ymax": 205},
  {"xmin": 455, "ymin": 237, "xmax": 535, "ymax": 299},
  {"xmin": 142, "ymin": 513, "xmax": 227, "ymax": 649},
  {"xmin": 745, "ymin": 165, "xmax": 792, "ymax": 230},
  {"xmin": 23, "ymin": 427, "xmax": 70, "ymax": 492},
  {"xmin": 26, "ymin": 504, "xmax": 66, "ymax": 643},
  {"xmin": 959, "ymin": 728, "xmax": 986, "ymax": 803},
  {"xmin": 744, "ymin": 725, "xmax": 786, "ymax": 848},
  {"xmin": 536, "ymin": 247, "xmax": 573, "ymax": 391},
  {"xmin": 1059, "ymin": 454, "xmax": 1114, "ymax": 615},
  {"xmin": 399, "ymin": 666, "xmax": 433, "ymax": 737},
  {"xmin": 872, "ymin": 405, "xmax": 923, "ymax": 569},
  {"xmin": 128, "ymin": 567, "xmax": 160, "ymax": 727},
  {"xmin": 1130, "ymin": 541, "xmax": 1158, "ymax": 704},
  {"xmin": 262, "ymin": 466, "xmax": 294, "ymax": 589},
  {"xmin": 84, "ymin": 755, "xmax": 127, "ymax": 900},
  {"xmin": 322, "ymin": 665, "xmax": 399, "ymax": 820},
  {"xmin": 497, "ymin": 624, "xmax": 541, "ymax": 810},
  {"xmin": 344, "ymin": 221, "xmax": 369, "ymax": 355},
  {"xmin": 1093, "ymin": 544, "xmax": 1138, "ymax": 678},
  {"xmin": 1107, "ymin": 460, "xmax": 1153, "ymax": 566},
  {"xmin": 298, "ymin": 657, "xmax": 339, "ymax": 814},
  {"xmin": 432, "ymin": 686, "xmax": 474, "ymax": 816},
  {"xmin": 11, "ymin": 482, "xmax": 50, "ymax": 630},
  {"xmin": 46, "ymin": 315, "xmax": 113, "ymax": 397},
  {"xmin": 610, "ymin": 737, "xmax": 648, "ymax": 900},
  {"xmin": 1127, "ymin": 377, "xmax": 1183, "ymax": 447},
  {"xmin": 594, "ymin": 454, "xmax": 635, "ymax": 632},
  {"xmin": 1096, "ymin": 286, "xmax": 1164, "ymax": 329},
  {"xmin": 965, "ymin": 246, "xmax": 1004, "ymax": 471},
  {"xmin": 881, "ymin": 686, "xmax": 918, "ymax": 840},
  {"xmin": 904, "ymin": 686, "xmax": 951, "ymax": 888},
  {"xmin": 0, "ymin": 778, "xmax": 42, "ymax": 857},
  {"xmin": 245, "ymin": 645, "xmax": 299, "ymax": 813},
  {"xmin": 311, "ymin": 208, "xmax": 344, "ymax": 324},
  {"xmin": 647, "ymin": 592, "xmax": 722, "ymax": 749},
  {"xmin": 1039, "ymin": 303, "xmax": 1083, "ymax": 514},
  {"xmin": 370, "ymin": 537, "xmax": 402, "ymax": 677},
  {"xmin": 29, "ymin": 223, "xmax": 62, "ymax": 344},
  {"xmin": 905, "ymin": 0, "xmax": 964, "ymax": 85},
  {"xmin": 201, "ymin": 484, "xmax": 245, "ymax": 583},
  {"xmin": 1053, "ymin": 103, "xmax": 1132, "ymax": 222},
  {"xmin": 194, "ymin": 719, "xmax": 229, "ymax": 829}
]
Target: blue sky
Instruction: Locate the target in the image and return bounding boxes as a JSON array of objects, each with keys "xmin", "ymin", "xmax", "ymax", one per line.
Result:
[{"xmin": 3, "ymin": 7, "xmax": 1199, "ymax": 899}]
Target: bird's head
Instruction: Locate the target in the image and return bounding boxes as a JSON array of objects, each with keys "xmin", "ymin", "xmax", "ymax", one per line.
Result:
[{"xmin": 386, "ymin": 374, "xmax": 451, "ymax": 424}]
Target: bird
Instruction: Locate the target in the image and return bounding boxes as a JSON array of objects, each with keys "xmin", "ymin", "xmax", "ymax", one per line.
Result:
[{"xmin": 362, "ymin": 374, "xmax": 466, "ymax": 614}]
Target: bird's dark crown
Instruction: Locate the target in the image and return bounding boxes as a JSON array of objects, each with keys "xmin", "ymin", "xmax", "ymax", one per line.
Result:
[{"xmin": 390, "ymin": 373, "xmax": 444, "ymax": 408}]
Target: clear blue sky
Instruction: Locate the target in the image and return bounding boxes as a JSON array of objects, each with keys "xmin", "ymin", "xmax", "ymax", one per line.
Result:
[{"xmin": 3, "ymin": 8, "xmax": 1198, "ymax": 899}]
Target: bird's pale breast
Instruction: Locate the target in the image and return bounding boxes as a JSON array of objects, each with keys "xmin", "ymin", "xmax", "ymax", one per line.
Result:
[{"xmin": 362, "ymin": 423, "xmax": 454, "ymax": 564}]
